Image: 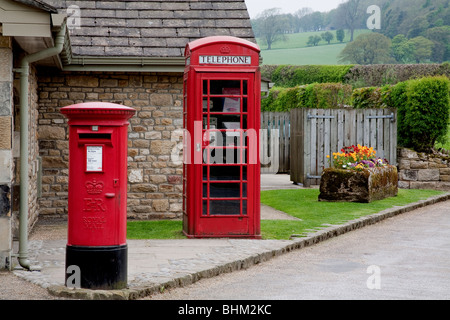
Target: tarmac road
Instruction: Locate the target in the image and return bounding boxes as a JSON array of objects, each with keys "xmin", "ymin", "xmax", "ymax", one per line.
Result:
[
  {"xmin": 147, "ymin": 200, "xmax": 450, "ymax": 300},
  {"xmin": 1, "ymin": 174, "xmax": 449, "ymax": 301}
]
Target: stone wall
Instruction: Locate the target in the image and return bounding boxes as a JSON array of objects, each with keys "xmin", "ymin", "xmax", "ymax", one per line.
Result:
[
  {"xmin": 0, "ymin": 36, "xmax": 13, "ymax": 269},
  {"xmin": 25, "ymin": 65, "xmax": 41, "ymax": 231},
  {"xmin": 10, "ymin": 64, "xmax": 41, "ymax": 238},
  {"xmin": 37, "ymin": 70, "xmax": 184, "ymax": 220},
  {"xmin": 397, "ymin": 148, "xmax": 450, "ymax": 190},
  {"xmin": 0, "ymin": 36, "xmax": 42, "ymax": 269}
]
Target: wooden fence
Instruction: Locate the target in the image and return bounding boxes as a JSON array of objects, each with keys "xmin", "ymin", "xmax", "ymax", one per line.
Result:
[
  {"xmin": 290, "ymin": 108, "xmax": 397, "ymax": 187},
  {"xmin": 260, "ymin": 112, "xmax": 290, "ymax": 173}
]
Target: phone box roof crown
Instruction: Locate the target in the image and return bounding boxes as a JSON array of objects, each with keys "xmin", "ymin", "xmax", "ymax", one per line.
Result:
[{"xmin": 185, "ymin": 36, "xmax": 260, "ymax": 67}]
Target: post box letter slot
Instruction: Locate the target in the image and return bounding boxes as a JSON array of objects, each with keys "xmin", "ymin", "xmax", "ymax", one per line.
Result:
[
  {"xmin": 105, "ymin": 193, "xmax": 115, "ymax": 198},
  {"xmin": 79, "ymin": 133, "xmax": 112, "ymax": 140}
]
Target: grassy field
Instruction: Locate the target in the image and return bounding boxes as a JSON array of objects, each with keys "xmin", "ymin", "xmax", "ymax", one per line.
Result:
[
  {"xmin": 127, "ymin": 188, "xmax": 445, "ymax": 240},
  {"xmin": 261, "ymin": 43, "xmax": 347, "ymax": 65},
  {"xmin": 257, "ymin": 29, "xmax": 371, "ymax": 65}
]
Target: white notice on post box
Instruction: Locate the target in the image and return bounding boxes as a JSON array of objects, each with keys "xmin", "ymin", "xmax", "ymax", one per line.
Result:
[{"xmin": 86, "ymin": 146, "xmax": 103, "ymax": 172}]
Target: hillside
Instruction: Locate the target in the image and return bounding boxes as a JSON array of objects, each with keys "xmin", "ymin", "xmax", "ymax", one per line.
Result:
[
  {"xmin": 378, "ymin": 0, "xmax": 450, "ymax": 38},
  {"xmin": 253, "ymin": 0, "xmax": 450, "ymax": 65},
  {"xmin": 260, "ymin": 43, "xmax": 346, "ymax": 65},
  {"xmin": 257, "ymin": 30, "xmax": 370, "ymax": 65}
]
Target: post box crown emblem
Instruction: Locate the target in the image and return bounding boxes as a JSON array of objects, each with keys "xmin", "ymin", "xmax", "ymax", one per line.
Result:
[{"xmin": 85, "ymin": 179, "xmax": 104, "ymax": 195}]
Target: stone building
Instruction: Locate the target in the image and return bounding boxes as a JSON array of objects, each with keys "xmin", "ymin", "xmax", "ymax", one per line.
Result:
[{"xmin": 0, "ymin": 0, "xmax": 258, "ymax": 270}]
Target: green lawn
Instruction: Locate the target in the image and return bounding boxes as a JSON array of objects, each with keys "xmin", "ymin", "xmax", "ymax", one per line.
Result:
[
  {"xmin": 127, "ymin": 220, "xmax": 185, "ymax": 239},
  {"xmin": 259, "ymin": 188, "xmax": 444, "ymax": 239},
  {"xmin": 127, "ymin": 188, "xmax": 445, "ymax": 240}
]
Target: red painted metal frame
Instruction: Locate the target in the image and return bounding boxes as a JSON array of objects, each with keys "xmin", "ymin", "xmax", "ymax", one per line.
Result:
[{"xmin": 183, "ymin": 36, "xmax": 261, "ymax": 239}]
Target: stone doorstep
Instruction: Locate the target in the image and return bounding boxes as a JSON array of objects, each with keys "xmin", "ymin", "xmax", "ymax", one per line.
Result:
[{"xmin": 44, "ymin": 192, "xmax": 450, "ymax": 300}]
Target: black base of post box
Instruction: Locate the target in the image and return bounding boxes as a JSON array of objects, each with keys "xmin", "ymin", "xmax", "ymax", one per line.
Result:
[{"xmin": 65, "ymin": 244, "xmax": 127, "ymax": 290}]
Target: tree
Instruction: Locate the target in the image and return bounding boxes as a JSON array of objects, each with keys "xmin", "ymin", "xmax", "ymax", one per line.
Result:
[
  {"xmin": 307, "ymin": 35, "xmax": 321, "ymax": 47},
  {"xmin": 407, "ymin": 16, "xmax": 430, "ymax": 39},
  {"xmin": 299, "ymin": 11, "xmax": 324, "ymax": 32},
  {"xmin": 409, "ymin": 36, "xmax": 434, "ymax": 63},
  {"xmin": 339, "ymin": 33, "xmax": 392, "ymax": 65},
  {"xmin": 336, "ymin": 29, "xmax": 345, "ymax": 43},
  {"xmin": 335, "ymin": 0, "xmax": 363, "ymax": 42},
  {"xmin": 379, "ymin": 0, "xmax": 450, "ymax": 39},
  {"xmin": 252, "ymin": 8, "xmax": 288, "ymax": 50},
  {"xmin": 309, "ymin": 12, "xmax": 324, "ymax": 31},
  {"xmin": 391, "ymin": 34, "xmax": 415, "ymax": 64},
  {"xmin": 426, "ymin": 26, "xmax": 450, "ymax": 63},
  {"xmin": 293, "ymin": 7, "xmax": 313, "ymax": 33},
  {"xmin": 280, "ymin": 13, "xmax": 296, "ymax": 34},
  {"xmin": 321, "ymin": 31, "xmax": 334, "ymax": 44}
]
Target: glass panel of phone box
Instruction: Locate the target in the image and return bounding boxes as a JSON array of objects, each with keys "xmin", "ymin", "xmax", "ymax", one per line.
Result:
[{"xmin": 202, "ymin": 79, "xmax": 248, "ymax": 216}]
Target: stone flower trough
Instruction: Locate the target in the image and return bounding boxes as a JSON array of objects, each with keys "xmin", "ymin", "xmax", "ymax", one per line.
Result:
[{"xmin": 318, "ymin": 165, "xmax": 398, "ymax": 203}]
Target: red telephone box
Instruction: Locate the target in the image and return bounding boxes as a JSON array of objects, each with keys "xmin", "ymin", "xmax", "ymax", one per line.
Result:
[
  {"xmin": 183, "ymin": 36, "xmax": 261, "ymax": 239},
  {"xmin": 61, "ymin": 102, "xmax": 135, "ymax": 289}
]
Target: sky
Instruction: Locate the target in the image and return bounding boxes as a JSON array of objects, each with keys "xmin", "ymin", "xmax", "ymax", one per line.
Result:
[{"xmin": 244, "ymin": 0, "xmax": 345, "ymax": 18}]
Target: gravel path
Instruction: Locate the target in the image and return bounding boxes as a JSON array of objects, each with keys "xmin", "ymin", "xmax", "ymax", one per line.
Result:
[
  {"xmin": 0, "ymin": 271, "xmax": 62, "ymax": 300},
  {"xmin": 0, "ymin": 218, "xmax": 68, "ymax": 300}
]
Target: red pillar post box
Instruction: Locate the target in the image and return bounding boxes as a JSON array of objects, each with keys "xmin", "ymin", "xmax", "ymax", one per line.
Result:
[
  {"xmin": 183, "ymin": 36, "xmax": 261, "ymax": 238},
  {"xmin": 61, "ymin": 102, "xmax": 135, "ymax": 290}
]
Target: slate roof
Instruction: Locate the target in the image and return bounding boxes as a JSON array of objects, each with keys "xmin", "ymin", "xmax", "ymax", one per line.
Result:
[
  {"xmin": 13, "ymin": 0, "xmax": 57, "ymax": 13},
  {"xmin": 41, "ymin": 0, "xmax": 256, "ymax": 58}
]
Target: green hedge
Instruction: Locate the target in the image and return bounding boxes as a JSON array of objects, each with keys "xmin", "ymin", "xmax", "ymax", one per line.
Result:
[
  {"xmin": 344, "ymin": 63, "xmax": 450, "ymax": 87},
  {"xmin": 346, "ymin": 76, "xmax": 450, "ymax": 158},
  {"xmin": 262, "ymin": 76, "xmax": 450, "ymax": 152},
  {"xmin": 300, "ymin": 83, "xmax": 353, "ymax": 109},
  {"xmin": 261, "ymin": 63, "xmax": 450, "ymax": 88},
  {"xmin": 261, "ymin": 83, "xmax": 352, "ymax": 112},
  {"xmin": 351, "ymin": 86, "xmax": 392, "ymax": 109},
  {"xmin": 397, "ymin": 76, "xmax": 450, "ymax": 152},
  {"xmin": 261, "ymin": 86, "xmax": 300, "ymax": 112},
  {"xmin": 265, "ymin": 65, "xmax": 354, "ymax": 88}
]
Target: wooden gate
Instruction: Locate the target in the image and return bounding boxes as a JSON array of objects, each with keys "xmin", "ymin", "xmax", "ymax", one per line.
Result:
[
  {"xmin": 290, "ymin": 108, "xmax": 397, "ymax": 187},
  {"xmin": 260, "ymin": 112, "xmax": 290, "ymax": 173}
]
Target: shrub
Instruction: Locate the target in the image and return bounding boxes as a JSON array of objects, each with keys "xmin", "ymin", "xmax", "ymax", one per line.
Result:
[
  {"xmin": 261, "ymin": 83, "xmax": 353, "ymax": 111},
  {"xmin": 260, "ymin": 65, "xmax": 279, "ymax": 82},
  {"xmin": 261, "ymin": 87, "xmax": 300, "ymax": 112},
  {"xmin": 350, "ymin": 76, "xmax": 450, "ymax": 151},
  {"xmin": 385, "ymin": 81, "xmax": 410, "ymax": 147},
  {"xmin": 352, "ymin": 87, "xmax": 389, "ymax": 109},
  {"xmin": 262, "ymin": 63, "xmax": 450, "ymax": 89},
  {"xmin": 270, "ymin": 65, "xmax": 298, "ymax": 87},
  {"xmin": 268, "ymin": 65, "xmax": 354, "ymax": 87},
  {"xmin": 345, "ymin": 64, "xmax": 450, "ymax": 87},
  {"xmin": 300, "ymin": 83, "xmax": 353, "ymax": 109},
  {"xmin": 383, "ymin": 81, "xmax": 408, "ymax": 110},
  {"xmin": 399, "ymin": 76, "xmax": 450, "ymax": 152},
  {"xmin": 274, "ymin": 87, "xmax": 301, "ymax": 111},
  {"xmin": 261, "ymin": 88, "xmax": 277, "ymax": 112}
]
